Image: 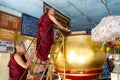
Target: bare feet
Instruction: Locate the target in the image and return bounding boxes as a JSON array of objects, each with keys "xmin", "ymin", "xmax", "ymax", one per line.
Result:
[{"xmin": 41, "ymin": 61, "xmax": 47, "ymax": 65}]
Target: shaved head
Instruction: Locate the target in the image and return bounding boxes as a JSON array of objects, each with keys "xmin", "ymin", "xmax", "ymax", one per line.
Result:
[
  {"xmin": 48, "ymin": 8, "xmax": 55, "ymax": 15},
  {"xmin": 16, "ymin": 42, "xmax": 24, "ymax": 48},
  {"xmin": 16, "ymin": 42, "xmax": 26, "ymax": 54}
]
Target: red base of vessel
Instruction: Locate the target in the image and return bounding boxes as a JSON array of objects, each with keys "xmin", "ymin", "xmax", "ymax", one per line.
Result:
[
  {"xmin": 65, "ymin": 75, "xmax": 99, "ymax": 80},
  {"xmin": 57, "ymin": 68, "xmax": 103, "ymax": 80}
]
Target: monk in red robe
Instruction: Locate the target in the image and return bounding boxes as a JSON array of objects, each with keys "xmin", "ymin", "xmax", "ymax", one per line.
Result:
[
  {"xmin": 8, "ymin": 42, "xmax": 36, "ymax": 80},
  {"xmin": 36, "ymin": 8, "xmax": 70, "ymax": 64}
]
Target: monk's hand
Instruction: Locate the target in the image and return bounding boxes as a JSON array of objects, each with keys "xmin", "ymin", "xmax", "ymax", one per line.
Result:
[
  {"xmin": 64, "ymin": 27, "xmax": 71, "ymax": 32},
  {"xmin": 30, "ymin": 49, "xmax": 36, "ymax": 57}
]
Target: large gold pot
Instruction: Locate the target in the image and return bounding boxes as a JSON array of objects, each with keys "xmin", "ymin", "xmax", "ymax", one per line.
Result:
[{"xmin": 51, "ymin": 35, "xmax": 106, "ymax": 80}]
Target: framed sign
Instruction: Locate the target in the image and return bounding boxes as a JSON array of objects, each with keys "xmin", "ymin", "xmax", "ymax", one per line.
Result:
[
  {"xmin": 0, "ymin": 11, "xmax": 21, "ymax": 31},
  {"xmin": 0, "ymin": 40, "xmax": 14, "ymax": 53},
  {"xmin": 21, "ymin": 13, "xmax": 38, "ymax": 37},
  {"xmin": 43, "ymin": 2, "xmax": 71, "ymax": 31},
  {"xmin": 0, "ymin": 28, "xmax": 15, "ymax": 41}
]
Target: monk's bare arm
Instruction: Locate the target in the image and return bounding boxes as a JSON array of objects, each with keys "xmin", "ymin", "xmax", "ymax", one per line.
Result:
[
  {"xmin": 14, "ymin": 53, "xmax": 35, "ymax": 69},
  {"xmin": 48, "ymin": 14, "xmax": 70, "ymax": 32}
]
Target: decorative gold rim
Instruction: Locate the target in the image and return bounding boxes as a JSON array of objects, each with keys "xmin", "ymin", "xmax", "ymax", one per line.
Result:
[
  {"xmin": 58, "ymin": 73, "xmax": 100, "ymax": 76},
  {"xmin": 57, "ymin": 67, "xmax": 103, "ymax": 71}
]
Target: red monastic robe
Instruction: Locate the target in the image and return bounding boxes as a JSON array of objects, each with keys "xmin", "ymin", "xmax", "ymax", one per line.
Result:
[
  {"xmin": 36, "ymin": 13, "xmax": 54, "ymax": 61},
  {"xmin": 8, "ymin": 55, "xmax": 28, "ymax": 80}
]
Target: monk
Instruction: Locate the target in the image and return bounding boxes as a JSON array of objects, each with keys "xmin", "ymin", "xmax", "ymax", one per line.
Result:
[
  {"xmin": 36, "ymin": 8, "xmax": 70, "ymax": 65},
  {"xmin": 8, "ymin": 42, "xmax": 36, "ymax": 80}
]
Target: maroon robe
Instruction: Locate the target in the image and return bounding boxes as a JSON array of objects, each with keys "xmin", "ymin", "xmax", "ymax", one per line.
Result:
[
  {"xmin": 36, "ymin": 13, "xmax": 54, "ymax": 61},
  {"xmin": 8, "ymin": 54, "xmax": 28, "ymax": 80}
]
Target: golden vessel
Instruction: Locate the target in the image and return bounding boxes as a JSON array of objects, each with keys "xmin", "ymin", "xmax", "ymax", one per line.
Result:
[{"xmin": 51, "ymin": 34, "xmax": 106, "ymax": 80}]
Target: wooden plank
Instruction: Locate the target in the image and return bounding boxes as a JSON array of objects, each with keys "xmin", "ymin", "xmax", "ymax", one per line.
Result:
[
  {"xmin": 0, "ymin": 11, "xmax": 21, "ymax": 31},
  {"xmin": 0, "ymin": 28, "xmax": 15, "ymax": 41}
]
